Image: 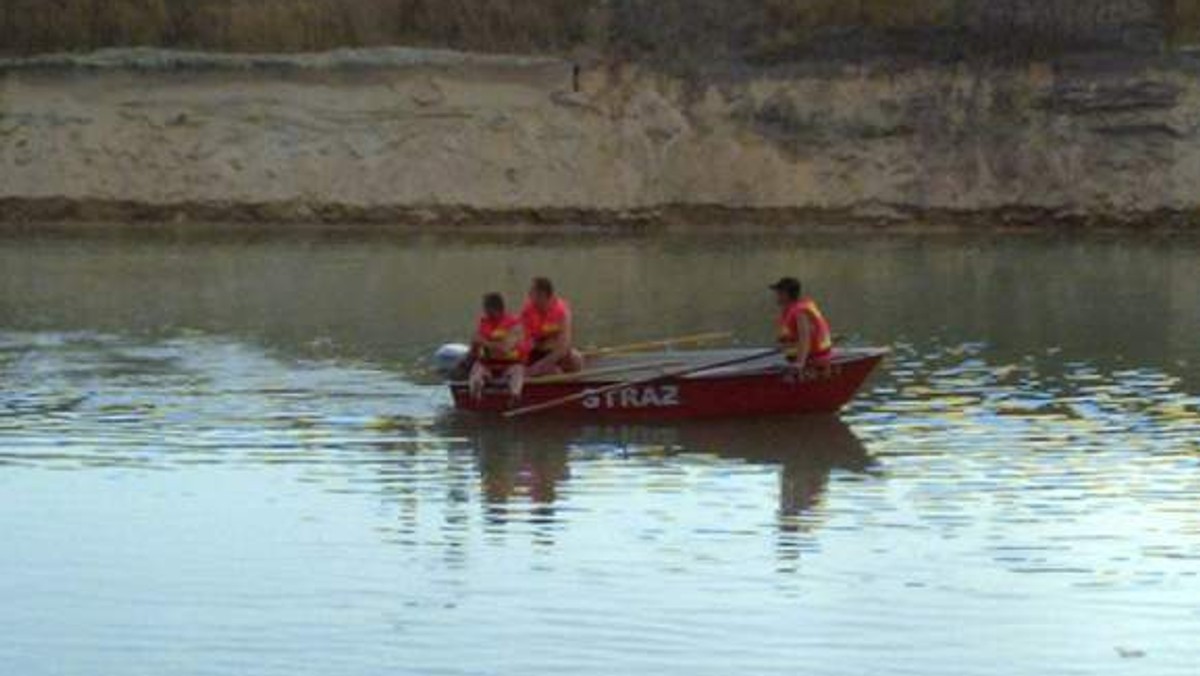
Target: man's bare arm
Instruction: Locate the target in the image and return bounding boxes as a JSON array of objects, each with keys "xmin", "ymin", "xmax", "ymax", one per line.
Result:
[
  {"xmin": 793, "ymin": 314, "xmax": 811, "ymax": 368},
  {"xmin": 529, "ymin": 313, "xmax": 572, "ymax": 374},
  {"xmin": 551, "ymin": 312, "xmax": 573, "ymax": 360}
]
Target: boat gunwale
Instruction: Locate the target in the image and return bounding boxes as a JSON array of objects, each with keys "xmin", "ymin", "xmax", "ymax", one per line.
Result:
[{"xmin": 448, "ymin": 346, "xmax": 889, "ymax": 389}]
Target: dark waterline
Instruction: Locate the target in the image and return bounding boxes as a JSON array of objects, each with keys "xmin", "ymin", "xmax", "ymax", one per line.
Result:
[{"xmin": 1, "ymin": 228, "xmax": 1198, "ymax": 675}]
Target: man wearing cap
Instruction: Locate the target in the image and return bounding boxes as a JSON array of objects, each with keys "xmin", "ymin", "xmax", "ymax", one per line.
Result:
[{"xmin": 770, "ymin": 277, "xmax": 834, "ymax": 372}]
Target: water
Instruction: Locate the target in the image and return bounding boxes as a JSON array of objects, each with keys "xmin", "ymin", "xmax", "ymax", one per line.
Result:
[{"xmin": 1, "ymin": 228, "xmax": 1199, "ymax": 675}]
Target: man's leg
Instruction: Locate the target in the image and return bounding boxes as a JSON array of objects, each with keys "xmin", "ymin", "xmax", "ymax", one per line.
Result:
[
  {"xmin": 506, "ymin": 364, "xmax": 526, "ymax": 403},
  {"xmin": 469, "ymin": 361, "xmax": 488, "ymax": 401},
  {"xmin": 526, "ymin": 352, "xmax": 559, "ymax": 377}
]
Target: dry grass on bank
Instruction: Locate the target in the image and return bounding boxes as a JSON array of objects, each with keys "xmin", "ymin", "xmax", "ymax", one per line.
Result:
[{"xmin": 0, "ymin": 0, "xmax": 1195, "ymax": 59}]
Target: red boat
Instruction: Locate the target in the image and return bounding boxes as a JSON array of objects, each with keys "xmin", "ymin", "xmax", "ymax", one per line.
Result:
[{"xmin": 449, "ymin": 347, "xmax": 888, "ymax": 420}]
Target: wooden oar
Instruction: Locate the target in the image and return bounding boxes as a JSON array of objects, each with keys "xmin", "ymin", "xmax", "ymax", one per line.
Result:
[
  {"xmin": 582, "ymin": 331, "xmax": 733, "ymax": 358},
  {"xmin": 528, "ymin": 359, "xmax": 684, "ymax": 385},
  {"xmin": 504, "ymin": 348, "xmax": 780, "ymax": 419}
]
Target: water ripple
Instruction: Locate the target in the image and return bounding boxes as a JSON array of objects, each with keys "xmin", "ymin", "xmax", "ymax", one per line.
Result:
[{"xmin": 2, "ymin": 331, "xmax": 1200, "ymax": 675}]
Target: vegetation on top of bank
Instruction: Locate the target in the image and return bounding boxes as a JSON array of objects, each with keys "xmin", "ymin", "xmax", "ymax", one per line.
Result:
[
  {"xmin": 2, "ymin": 0, "xmax": 1198, "ymax": 63},
  {"xmin": 0, "ymin": 0, "xmax": 586, "ymax": 55}
]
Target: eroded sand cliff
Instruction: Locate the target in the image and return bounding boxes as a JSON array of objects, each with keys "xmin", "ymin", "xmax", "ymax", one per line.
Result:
[{"xmin": 2, "ymin": 48, "xmax": 1199, "ymax": 227}]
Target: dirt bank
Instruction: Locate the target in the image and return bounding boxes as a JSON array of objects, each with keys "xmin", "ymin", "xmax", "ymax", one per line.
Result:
[{"xmin": 3, "ymin": 48, "xmax": 1200, "ymax": 228}]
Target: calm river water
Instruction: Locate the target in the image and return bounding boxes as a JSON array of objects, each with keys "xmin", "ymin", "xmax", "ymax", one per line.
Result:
[{"xmin": 1, "ymin": 228, "xmax": 1198, "ymax": 675}]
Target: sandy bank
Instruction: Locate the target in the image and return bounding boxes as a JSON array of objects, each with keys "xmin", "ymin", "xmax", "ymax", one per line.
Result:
[{"xmin": 3, "ymin": 48, "xmax": 1200, "ymax": 228}]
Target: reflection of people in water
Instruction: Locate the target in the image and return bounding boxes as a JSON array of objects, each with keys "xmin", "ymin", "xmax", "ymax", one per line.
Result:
[
  {"xmin": 468, "ymin": 422, "xmax": 573, "ymax": 539},
  {"xmin": 435, "ymin": 414, "xmax": 873, "ymax": 559},
  {"xmin": 477, "ymin": 441, "xmax": 570, "ymax": 506},
  {"xmin": 678, "ymin": 416, "xmax": 873, "ymax": 520},
  {"xmin": 678, "ymin": 416, "xmax": 874, "ymax": 569}
]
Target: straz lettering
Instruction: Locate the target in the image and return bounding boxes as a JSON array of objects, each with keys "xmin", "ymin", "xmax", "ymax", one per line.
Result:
[{"xmin": 582, "ymin": 385, "xmax": 681, "ymax": 410}]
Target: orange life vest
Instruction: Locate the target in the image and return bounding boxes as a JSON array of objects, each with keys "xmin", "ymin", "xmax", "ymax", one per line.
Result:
[
  {"xmin": 476, "ymin": 313, "xmax": 527, "ymax": 366},
  {"xmin": 521, "ymin": 297, "xmax": 571, "ymax": 352},
  {"xmin": 778, "ymin": 297, "xmax": 833, "ymax": 364}
]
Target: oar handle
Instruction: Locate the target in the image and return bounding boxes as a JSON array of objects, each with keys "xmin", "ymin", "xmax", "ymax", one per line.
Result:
[
  {"xmin": 582, "ymin": 331, "xmax": 733, "ymax": 358},
  {"xmin": 527, "ymin": 359, "xmax": 684, "ymax": 385}
]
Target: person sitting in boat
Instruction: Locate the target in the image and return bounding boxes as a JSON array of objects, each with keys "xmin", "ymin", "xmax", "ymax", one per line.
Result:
[
  {"xmin": 771, "ymin": 277, "xmax": 833, "ymax": 373},
  {"xmin": 522, "ymin": 277, "xmax": 584, "ymax": 377},
  {"xmin": 469, "ymin": 292, "xmax": 528, "ymax": 402}
]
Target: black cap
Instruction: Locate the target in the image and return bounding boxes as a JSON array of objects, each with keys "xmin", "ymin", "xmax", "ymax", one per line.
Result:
[{"xmin": 769, "ymin": 277, "xmax": 801, "ymax": 299}]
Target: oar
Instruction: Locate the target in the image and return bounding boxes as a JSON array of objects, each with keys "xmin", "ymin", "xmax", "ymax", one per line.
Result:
[
  {"xmin": 582, "ymin": 331, "xmax": 733, "ymax": 358},
  {"xmin": 504, "ymin": 348, "xmax": 780, "ymax": 419},
  {"xmin": 528, "ymin": 359, "xmax": 685, "ymax": 385}
]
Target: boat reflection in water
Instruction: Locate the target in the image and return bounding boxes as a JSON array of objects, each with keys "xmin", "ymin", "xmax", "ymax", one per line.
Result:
[{"xmin": 436, "ymin": 414, "xmax": 877, "ymax": 556}]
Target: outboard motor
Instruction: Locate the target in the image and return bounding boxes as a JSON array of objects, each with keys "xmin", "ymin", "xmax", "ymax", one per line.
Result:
[{"xmin": 433, "ymin": 343, "xmax": 471, "ymax": 380}]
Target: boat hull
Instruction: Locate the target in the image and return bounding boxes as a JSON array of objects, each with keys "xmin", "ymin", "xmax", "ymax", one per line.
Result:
[{"xmin": 450, "ymin": 348, "xmax": 886, "ymax": 420}]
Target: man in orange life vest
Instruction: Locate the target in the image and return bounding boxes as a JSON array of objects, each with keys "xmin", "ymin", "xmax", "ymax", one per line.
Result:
[
  {"xmin": 522, "ymin": 277, "xmax": 584, "ymax": 377},
  {"xmin": 469, "ymin": 292, "xmax": 528, "ymax": 402},
  {"xmin": 771, "ymin": 277, "xmax": 834, "ymax": 373}
]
